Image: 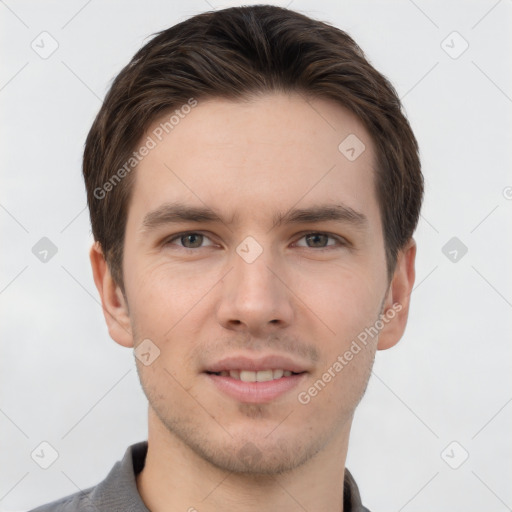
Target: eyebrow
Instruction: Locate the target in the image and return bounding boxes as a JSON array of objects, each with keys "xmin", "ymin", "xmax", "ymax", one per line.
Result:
[{"xmin": 141, "ymin": 201, "xmax": 368, "ymax": 233}]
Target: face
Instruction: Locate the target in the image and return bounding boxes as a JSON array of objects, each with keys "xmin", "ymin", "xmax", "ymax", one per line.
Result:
[{"xmin": 105, "ymin": 92, "xmax": 401, "ymax": 474}]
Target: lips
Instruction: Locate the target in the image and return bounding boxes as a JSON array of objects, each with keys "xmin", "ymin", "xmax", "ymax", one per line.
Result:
[
  {"xmin": 215, "ymin": 369, "xmax": 294, "ymax": 382},
  {"xmin": 203, "ymin": 354, "xmax": 309, "ymax": 403},
  {"xmin": 204, "ymin": 354, "xmax": 309, "ymax": 374}
]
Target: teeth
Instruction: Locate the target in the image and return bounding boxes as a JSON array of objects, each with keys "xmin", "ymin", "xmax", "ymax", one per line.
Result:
[
  {"xmin": 239, "ymin": 370, "xmax": 257, "ymax": 382},
  {"xmin": 255, "ymin": 370, "xmax": 273, "ymax": 382},
  {"xmin": 219, "ymin": 369, "xmax": 296, "ymax": 382},
  {"xmin": 273, "ymin": 369, "xmax": 284, "ymax": 379}
]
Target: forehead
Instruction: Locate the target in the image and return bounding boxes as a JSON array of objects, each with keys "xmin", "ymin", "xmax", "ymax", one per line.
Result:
[{"xmin": 127, "ymin": 92, "xmax": 380, "ymax": 231}]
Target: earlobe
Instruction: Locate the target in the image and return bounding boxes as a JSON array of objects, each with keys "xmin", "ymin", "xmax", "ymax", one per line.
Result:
[
  {"xmin": 89, "ymin": 241, "xmax": 134, "ymax": 348},
  {"xmin": 377, "ymin": 238, "xmax": 417, "ymax": 351}
]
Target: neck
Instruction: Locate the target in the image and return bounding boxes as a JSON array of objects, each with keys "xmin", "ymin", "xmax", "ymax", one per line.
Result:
[{"xmin": 136, "ymin": 407, "xmax": 352, "ymax": 512}]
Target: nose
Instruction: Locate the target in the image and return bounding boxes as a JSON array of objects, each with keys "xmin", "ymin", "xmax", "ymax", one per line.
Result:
[{"xmin": 215, "ymin": 244, "xmax": 295, "ymax": 336}]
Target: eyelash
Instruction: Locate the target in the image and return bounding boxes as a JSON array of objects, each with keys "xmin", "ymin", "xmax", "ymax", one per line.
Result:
[{"xmin": 163, "ymin": 231, "xmax": 348, "ymax": 252}]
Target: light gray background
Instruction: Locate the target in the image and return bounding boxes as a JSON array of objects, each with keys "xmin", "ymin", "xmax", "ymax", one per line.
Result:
[{"xmin": 1, "ymin": 1, "xmax": 511, "ymax": 510}]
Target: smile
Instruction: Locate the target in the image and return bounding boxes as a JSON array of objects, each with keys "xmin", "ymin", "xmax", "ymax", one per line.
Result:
[
  {"xmin": 205, "ymin": 371, "xmax": 307, "ymax": 403},
  {"xmin": 208, "ymin": 369, "xmax": 301, "ymax": 382}
]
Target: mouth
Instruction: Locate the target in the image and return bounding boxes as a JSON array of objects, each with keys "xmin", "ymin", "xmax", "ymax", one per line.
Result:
[
  {"xmin": 203, "ymin": 354, "xmax": 310, "ymax": 403},
  {"xmin": 205, "ymin": 369, "xmax": 304, "ymax": 382}
]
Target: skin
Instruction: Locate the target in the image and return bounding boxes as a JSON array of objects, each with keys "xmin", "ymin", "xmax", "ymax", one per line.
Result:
[{"xmin": 90, "ymin": 92, "xmax": 416, "ymax": 512}]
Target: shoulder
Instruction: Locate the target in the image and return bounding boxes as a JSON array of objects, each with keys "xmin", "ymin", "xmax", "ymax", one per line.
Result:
[
  {"xmin": 26, "ymin": 441, "xmax": 148, "ymax": 512},
  {"xmin": 26, "ymin": 485, "xmax": 96, "ymax": 512}
]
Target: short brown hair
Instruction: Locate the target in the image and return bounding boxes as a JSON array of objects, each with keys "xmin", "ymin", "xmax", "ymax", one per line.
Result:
[{"xmin": 83, "ymin": 4, "xmax": 423, "ymax": 293}]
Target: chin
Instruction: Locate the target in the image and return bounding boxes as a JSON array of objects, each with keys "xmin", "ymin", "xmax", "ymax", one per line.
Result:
[{"xmin": 194, "ymin": 436, "xmax": 324, "ymax": 476}]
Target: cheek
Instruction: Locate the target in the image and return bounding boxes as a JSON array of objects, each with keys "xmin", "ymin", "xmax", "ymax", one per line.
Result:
[
  {"xmin": 294, "ymin": 263, "xmax": 382, "ymax": 338},
  {"xmin": 125, "ymin": 256, "xmax": 217, "ymax": 334},
  {"xmin": 295, "ymin": 337, "xmax": 376, "ymax": 435}
]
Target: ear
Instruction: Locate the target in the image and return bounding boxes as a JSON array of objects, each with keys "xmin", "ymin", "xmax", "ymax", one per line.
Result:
[
  {"xmin": 377, "ymin": 238, "xmax": 417, "ymax": 350},
  {"xmin": 89, "ymin": 241, "xmax": 134, "ymax": 348}
]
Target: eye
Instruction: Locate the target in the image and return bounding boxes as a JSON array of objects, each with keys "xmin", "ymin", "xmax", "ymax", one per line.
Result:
[
  {"xmin": 294, "ymin": 232, "xmax": 346, "ymax": 250},
  {"xmin": 163, "ymin": 231, "xmax": 347, "ymax": 251},
  {"xmin": 164, "ymin": 232, "xmax": 215, "ymax": 249}
]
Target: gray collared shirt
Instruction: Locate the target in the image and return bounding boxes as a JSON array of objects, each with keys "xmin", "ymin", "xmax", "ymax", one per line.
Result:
[{"xmin": 28, "ymin": 441, "xmax": 371, "ymax": 511}]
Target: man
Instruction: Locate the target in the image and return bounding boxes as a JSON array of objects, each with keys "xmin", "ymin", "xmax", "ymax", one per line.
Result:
[{"xmin": 30, "ymin": 4, "xmax": 422, "ymax": 511}]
